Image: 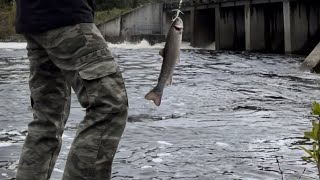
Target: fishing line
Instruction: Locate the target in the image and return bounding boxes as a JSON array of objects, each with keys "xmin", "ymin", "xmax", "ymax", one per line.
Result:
[{"xmin": 172, "ymin": 0, "xmax": 183, "ymax": 22}]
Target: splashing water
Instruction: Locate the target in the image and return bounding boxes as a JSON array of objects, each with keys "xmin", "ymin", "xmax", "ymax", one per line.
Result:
[
  {"xmin": 0, "ymin": 42, "xmax": 27, "ymax": 49},
  {"xmin": 107, "ymin": 39, "xmax": 214, "ymax": 50}
]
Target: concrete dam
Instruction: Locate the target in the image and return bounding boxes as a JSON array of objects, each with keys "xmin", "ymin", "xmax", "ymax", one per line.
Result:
[{"xmin": 97, "ymin": 0, "xmax": 320, "ymax": 54}]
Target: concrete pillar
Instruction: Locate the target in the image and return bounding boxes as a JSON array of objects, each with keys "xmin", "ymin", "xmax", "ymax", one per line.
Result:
[
  {"xmin": 245, "ymin": 5, "xmax": 251, "ymax": 51},
  {"xmin": 215, "ymin": 6, "xmax": 221, "ymax": 50},
  {"xmin": 190, "ymin": 8, "xmax": 195, "ymax": 46},
  {"xmin": 283, "ymin": 1, "xmax": 320, "ymax": 54},
  {"xmin": 283, "ymin": 1, "xmax": 292, "ymax": 53}
]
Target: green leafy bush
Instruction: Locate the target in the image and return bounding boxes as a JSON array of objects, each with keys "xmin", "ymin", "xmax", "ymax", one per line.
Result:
[
  {"xmin": 301, "ymin": 101, "xmax": 320, "ymax": 176},
  {"xmin": 0, "ymin": 1, "xmax": 15, "ymax": 40}
]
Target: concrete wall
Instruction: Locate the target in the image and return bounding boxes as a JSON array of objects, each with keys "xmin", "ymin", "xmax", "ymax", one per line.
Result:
[
  {"xmin": 121, "ymin": 3, "xmax": 163, "ymax": 37},
  {"xmin": 97, "ymin": 16, "xmax": 121, "ymax": 41},
  {"xmin": 162, "ymin": 11, "xmax": 172, "ymax": 39},
  {"xmin": 216, "ymin": 6, "xmax": 245, "ymax": 50},
  {"xmin": 97, "ymin": 3, "xmax": 163, "ymax": 41}
]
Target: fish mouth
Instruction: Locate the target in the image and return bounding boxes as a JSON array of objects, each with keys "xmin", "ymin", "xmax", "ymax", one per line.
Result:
[{"xmin": 174, "ymin": 25, "xmax": 183, "ymax": 32}]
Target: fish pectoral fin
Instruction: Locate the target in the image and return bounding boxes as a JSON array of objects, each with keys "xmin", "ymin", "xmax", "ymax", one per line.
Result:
[
  {"xmin": 176, "ymin": 57, "xmax": 180, "ymax": 64},
  {"xmin": 166, "ymin": 76, "xmax": 173, "ymax": 86},
  {"xmin": 159, "ymin": 48, "xmax": 164, "ymax": 57},
  {"xmin": 176, "ymin": 53, "xmax": 181, "ymax": 64}
]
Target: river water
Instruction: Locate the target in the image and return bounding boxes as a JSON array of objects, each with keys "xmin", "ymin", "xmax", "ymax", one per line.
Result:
[{"xmin": 0, "ymin": 41, "xmax": 319, "ymax": 180}]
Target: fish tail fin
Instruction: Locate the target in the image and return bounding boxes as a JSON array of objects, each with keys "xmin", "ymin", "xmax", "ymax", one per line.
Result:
[{"xmin": 145, "ymin": 88, "xmax": 163, "ymax": 106}]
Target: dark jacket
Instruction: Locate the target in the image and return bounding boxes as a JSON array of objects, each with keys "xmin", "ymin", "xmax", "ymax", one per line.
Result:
[{"xmin": 15, "ymin": 0, "xmax": 95, "ymax": 33}]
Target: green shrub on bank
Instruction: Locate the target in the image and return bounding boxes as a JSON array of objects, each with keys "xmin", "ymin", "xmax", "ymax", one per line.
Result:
[
  {"xmin": 95, "ymin": 0, "xmax": 152, "ymax": 25},
  {"xmin": 0, "ymin": 1, "xmax": 15, "ymax": 40},
  {"xmin": 95, "ymin": 8, "xmax": 130, "ymax": 24},
  {"xmin": 301, "ymin": 101, "xmax": 320, "ymax": 178}
]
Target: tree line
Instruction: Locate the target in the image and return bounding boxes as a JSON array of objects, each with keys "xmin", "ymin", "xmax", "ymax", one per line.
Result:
[
  {"xmin": 0, "ymin": 0, "xmax": 153, "ymax": 39},
  {"xmin": 0, "ymin": 0, "xmax": 12, "ymax": 8},
  {"xmin": 0, "ymin": 0, "xmax": 152, "ymax": 10},
  {"xmin": 95, "ymin": 0, "xmax": 152, "ymax": 11}
]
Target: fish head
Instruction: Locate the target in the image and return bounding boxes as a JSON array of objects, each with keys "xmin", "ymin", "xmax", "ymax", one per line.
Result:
[{"xmin": 172, "ymin": 17, "xmax": 183, "ymax": 34}]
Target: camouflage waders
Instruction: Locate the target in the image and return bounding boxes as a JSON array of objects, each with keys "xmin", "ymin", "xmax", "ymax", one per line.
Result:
[{"xmin": 16, "ymin": 23, "xmax": 128, "ymax": 180}]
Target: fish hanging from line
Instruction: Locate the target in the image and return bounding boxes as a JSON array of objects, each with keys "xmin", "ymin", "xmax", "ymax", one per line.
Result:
[{"xmin": 145, "ymin": 17, "xmax": 183, "ymax": 106}]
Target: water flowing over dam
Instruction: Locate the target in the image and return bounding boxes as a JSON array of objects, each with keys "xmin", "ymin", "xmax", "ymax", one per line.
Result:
[{"xmin": 98, "ymin": 0, "xmax": 320, "ymax": 55}]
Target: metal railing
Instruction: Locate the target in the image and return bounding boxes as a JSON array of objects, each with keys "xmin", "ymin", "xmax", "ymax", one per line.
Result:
[
  {"xmin": 162, "ymin": 0, "xmax": 268, "ymax": 9},
  {"xmin": 163, "ymin": 0, "xmax": 219, "ymax": 9}
]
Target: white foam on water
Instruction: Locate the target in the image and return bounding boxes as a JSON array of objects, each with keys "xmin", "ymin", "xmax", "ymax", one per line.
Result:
[
  {"xmin": 141, "ymin": 165, "xmax": 153, "ymax": 169},
  {"xmin": 62, "ymin": 134, "xmax": 70, "ymax": 138},
  {"xmin": 3, "ymin": 49, "xmax": 14, "ymax": 52},
  {"xmin": 108, "ymin": 39, "xmax": 164, "ymax": 49},
  {"xmin": 7, "ymin": 130, "xmax": 21, "ymax": 136},
  {"xmin": 157, "ymin": 141, "xmax": 173, "ymax": 146},
  {"xmin": 0, "ymin": 41, "xmax": 215, "ymax": 51},
  {"xmin": 8, "ymin": 162, "xmax": 18, "ymax": 170},
  {"xmin": 0, "ymin": 142, "xmax": 13, "ymax": 147},
  {"xmin": 152, "ymin": 158, "xmax": 163, "ymax": 163},
  {"xmin": 216, "ymin": 142, "xmax": 229, "ymax": 147},
  {"xmin": 1, "ymin": 173, "xmax": 8, "ymax": 177},
  {"xmin": 0, "ymin": 42, "xmax": 27, "ymax": 49},
  {"xmin": 157, "ymin": 153, "xmax": 171, "ymax": 157},
  {"xmin": 107, "ymin": 39, "xmax": 205, "ymax": 50},
  {"xmin": 54, "ymin": 168, "xmax": 64, "ymax": 173}
]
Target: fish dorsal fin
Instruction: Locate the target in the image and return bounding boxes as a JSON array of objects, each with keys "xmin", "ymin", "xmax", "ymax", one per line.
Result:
[{"xmin": 159, "ymin": 48, "xmax": 165, "ymax": 57}]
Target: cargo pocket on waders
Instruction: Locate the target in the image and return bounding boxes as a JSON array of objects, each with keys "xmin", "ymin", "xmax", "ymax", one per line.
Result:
[
  {"xmin": 77, "ymin": 48, "xmax": 128, "ymax": 113},
  {"xmin": 78, "ymin": 55, "xmax": 117, "ymax": 80}
]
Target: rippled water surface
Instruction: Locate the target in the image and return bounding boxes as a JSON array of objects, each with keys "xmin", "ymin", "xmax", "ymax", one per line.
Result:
[{"xmin": 0, "ymin": 42, "xmax": 319, "ymax": 180}]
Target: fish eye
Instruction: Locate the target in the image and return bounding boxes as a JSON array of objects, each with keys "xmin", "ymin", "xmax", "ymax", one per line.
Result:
[{"xmin": 174, "ymin": 26, "xmax": 182, "ymax": 31}]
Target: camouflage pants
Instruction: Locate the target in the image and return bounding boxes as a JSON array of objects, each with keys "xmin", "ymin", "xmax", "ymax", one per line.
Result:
[{"xmin": 16, "ymin": 23, "xmax": 128, "ymax": 180}]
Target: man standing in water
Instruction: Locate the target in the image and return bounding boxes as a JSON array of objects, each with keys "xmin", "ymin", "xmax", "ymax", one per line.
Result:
[{"xmin": 15, "ymin": 0, "xmax": 128, "ymax": 180}]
